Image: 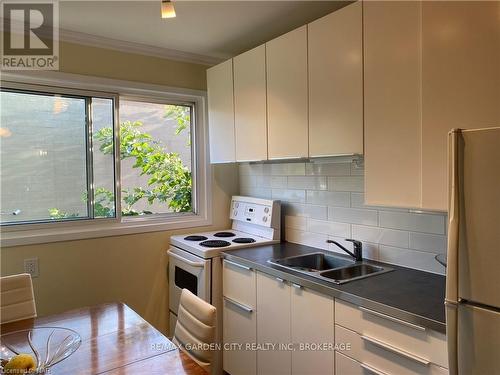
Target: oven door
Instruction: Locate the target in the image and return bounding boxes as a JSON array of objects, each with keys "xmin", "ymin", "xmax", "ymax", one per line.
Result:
[{"xmin": 167, "ymin": 246, "xmax": 211, "ymax": 317}]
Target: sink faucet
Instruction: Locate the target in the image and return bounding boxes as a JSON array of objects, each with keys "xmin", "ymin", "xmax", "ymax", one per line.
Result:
[{"xmin": 326, "ymin": 239, "xmax": 363, "ymax": 262}]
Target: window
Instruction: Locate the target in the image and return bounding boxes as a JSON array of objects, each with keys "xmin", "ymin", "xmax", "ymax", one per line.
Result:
[
  {"xmin": 117, "ymin": 98, "xmax": 193, "ymax": 216},
  {"xmin": 0, "ymin": 74, "xmax": 210, "ymax": 246},
  {"xmin": 0, "ymin": 88, "xmax": 116, "ymax": 224}
]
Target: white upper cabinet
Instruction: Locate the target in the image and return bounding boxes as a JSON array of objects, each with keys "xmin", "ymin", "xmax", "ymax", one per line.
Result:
[
  {"xmin": 266, "ymin": 26, "xmax": 309, "ymax": 159},
  {"xmin": 308, "ymin": 2, "xmax": 363, "ymax": 157},
  {"xmin": 233, "ymin": 45, "xmax": 268, "ymax": 162},
  {"xmin": 207, "ymin": 59, "xmax": 235, "ymax": 163},
  {"xmin": 363, "ymin": 0, "xmax": 500, "ymax": 210},
  {"xmin": 420, "ymin": 1, "xmax": 500, "ymax": 210},
  {"xmin": 363, "ymin": 1, "xmax": 423, "ymax": 208},
  {"xmin": 207, "ymin": 5, "xmax": 364, "ymax": 163}
]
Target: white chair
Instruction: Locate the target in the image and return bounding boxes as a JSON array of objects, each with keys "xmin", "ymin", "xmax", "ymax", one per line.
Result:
[
  {"xmin": 173, "ymin": 289, "xmax": 216, "ymax": 373},
  {"xmin": 0, "ymin": 273, "xmax": 37, "ymax": 324}
]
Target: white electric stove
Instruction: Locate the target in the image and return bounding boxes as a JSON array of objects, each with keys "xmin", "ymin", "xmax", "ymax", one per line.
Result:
[
  {"xmin": 167, "ymin": 196, "xmax": 281, "ymax": 374},
  {"xmin": 170, "ymin": 196, "xmax": 281, "ymax": 258},
  {"xmin": 170, "ymin": 229, "xmax": 279, "ymax": 258}
]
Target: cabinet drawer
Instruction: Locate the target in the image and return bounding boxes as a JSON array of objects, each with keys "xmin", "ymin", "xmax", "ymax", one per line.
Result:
[
  {"xmin": 223, "ymin": 260, "xmax": 256, "ymax": 307},
  {"xmin": 336, "ymin": 325, "xmax": 448, "ymax": 375},
  {"xmin": 223, "ymin": 298, "xmax": 257, "ymax": 375},
  {"xmin": 335, "ymin": 300, "xmax": 447, "ymax": 368},
  {"xmin": 335, "ymin": 351, "xmax": 365, "ymax": 375}
]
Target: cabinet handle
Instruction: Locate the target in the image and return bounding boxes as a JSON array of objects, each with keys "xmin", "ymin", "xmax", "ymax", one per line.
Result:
[
  {"xmin": 360, "ymin": 335, "xmax": 430, "ymax": 366},
  {"xmin": 358, "ymin": 306, "xmax": 426, "ymax": 332},
  {"xmin": 309, "ymin": 153, "xmax": 358, "ymax": 158},
  {"xmin": 268, "ymin": 156, "xmax": 305, "ymax": 160},
  {"xmin": 225, "ymin": 259, "xmax": 252, "ymax": 271},
  {"xmin": 360, "ymin": 363, "xmax": 388, "ymax": 375},
  {"xmin": 275, "ymin": 277, "xmax": 286, "ymax": 283},
  {"xmin": 291, "ymin": 283, "xmax": 302, "ymax": 289},
  {"xmin": 224, "ymin": 297, "xmax": 253, "ymax": 313}
]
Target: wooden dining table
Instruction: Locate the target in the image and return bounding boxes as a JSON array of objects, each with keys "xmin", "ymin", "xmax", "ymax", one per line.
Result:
[{"xmin": 0, "ymin": 302, "xmax": 207, "ymax": 375}]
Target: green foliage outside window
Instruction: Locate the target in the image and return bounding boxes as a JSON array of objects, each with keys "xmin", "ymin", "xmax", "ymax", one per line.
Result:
[{"xmin": 49, "ymin": 106, "xmax": 192, "ymax": 219}]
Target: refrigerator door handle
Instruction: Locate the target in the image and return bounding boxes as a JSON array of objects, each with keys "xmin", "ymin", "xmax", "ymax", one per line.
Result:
[
  {"xmin": 447, "ymin": 129, "xmax": 460, "ymax": 303},
  {"xmin": 446, "ymin": 129, "xmax": 461, "ymax": 375}
]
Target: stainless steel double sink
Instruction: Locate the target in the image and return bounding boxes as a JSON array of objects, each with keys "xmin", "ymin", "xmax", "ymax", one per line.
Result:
[{"xmin": 267, "ymin": 252, "xmax": 393, "ymax": 284}]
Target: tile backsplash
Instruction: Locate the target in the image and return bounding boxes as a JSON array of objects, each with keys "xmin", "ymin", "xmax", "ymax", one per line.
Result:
[{"xmin": 239, "ymin": 159, "xmax": 448, "ymax": 275}]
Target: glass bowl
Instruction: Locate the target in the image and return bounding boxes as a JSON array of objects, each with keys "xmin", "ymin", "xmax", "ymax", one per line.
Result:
[{"xmin": 1, "ymin": 327, "xmax": 81, "ymax": 373}]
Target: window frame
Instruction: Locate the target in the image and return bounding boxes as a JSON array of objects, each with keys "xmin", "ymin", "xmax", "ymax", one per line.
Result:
[
  {"xmin": 0, "ymin": 71, "xmax": 212, "ymax": 247},
  {"xmin": 0, "ymin": 82, "xmax": 120, "ymax": 226},
  {"xmin": 118, "ymin": 94, "xmax": 198, "ymax": 223}
]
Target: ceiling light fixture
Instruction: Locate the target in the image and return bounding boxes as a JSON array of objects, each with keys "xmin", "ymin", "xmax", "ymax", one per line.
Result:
[{"xmin": 161, "ymin": 0, "xmax": 176, "ymax": 19}]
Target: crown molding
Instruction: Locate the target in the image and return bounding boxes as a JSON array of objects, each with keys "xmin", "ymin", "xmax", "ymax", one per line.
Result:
[
  {"xmin": 2, "ymin": 18, "xmax": 224, "ymax": 66},
  {"xmin": 59, "ymin": 28, "xmax": 224, "ymax": 66}
]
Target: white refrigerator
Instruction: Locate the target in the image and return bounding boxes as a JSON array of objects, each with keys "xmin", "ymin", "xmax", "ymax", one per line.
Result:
[{"xmin": 446, "ymin": 127, "xmax": 500, "ymax": 375}]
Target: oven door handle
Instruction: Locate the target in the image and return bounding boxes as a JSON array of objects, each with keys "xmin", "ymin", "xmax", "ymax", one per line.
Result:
[{"xmin": 167, "ymin": 250, "xmax": 206, "ymax": 267}]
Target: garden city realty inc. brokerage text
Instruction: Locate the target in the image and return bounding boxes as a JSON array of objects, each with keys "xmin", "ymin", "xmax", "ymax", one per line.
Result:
[{"xmin": 152, "ymin": 342, "xmax": 352, "ymax": 352}]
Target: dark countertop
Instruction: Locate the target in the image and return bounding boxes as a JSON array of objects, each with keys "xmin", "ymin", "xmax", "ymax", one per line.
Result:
[{"xmin": 222, "ymin": 242, "xmax": 446, "ymax": 334}]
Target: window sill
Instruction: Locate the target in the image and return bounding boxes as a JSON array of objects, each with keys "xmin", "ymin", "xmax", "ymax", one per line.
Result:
[{"xmin": 0, "ymin": 214, "xmax": 212, "ymax": 247}]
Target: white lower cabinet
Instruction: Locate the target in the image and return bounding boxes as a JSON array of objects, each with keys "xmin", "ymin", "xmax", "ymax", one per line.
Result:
[
  {"xmin": 336, "ymin": 349, "xmax": 447, "ymax": 375},
  {"xmin": 335, "ymin": 325, "xmax": 447, "ymax": 375},
  {"xmin": 223, "ymin": 298, "xmax": 257, "ymax": 375},
  {"xmin": 222, "ymin": 262, "xmax": 448, "ymax": 375},
  {"xmin": 334, "ymin": 299, "xmax": 448, "ymax": 375},
  {"xmin": 291, "ymin": 285, "xmax": 334, "ymax": 375},
  {"xmin": 335, "ymin": 300, "xmax": 447, "ymax": 369},
  {"xmin": 255, "ymin": 271, "xmax": 335, "ymax": 375},
  {"xmin": 256, "ymin": 272, "xmax": 291, "ymax": 375},
  {"xmin": 223, "ymin": 260, "xmax": 257, "ymax": 375}
]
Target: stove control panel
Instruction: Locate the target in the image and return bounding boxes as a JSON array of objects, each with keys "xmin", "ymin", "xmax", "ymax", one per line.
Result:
[{"xmin": 230, "ymin": 196, "xmax": 277, "ymax": 227}]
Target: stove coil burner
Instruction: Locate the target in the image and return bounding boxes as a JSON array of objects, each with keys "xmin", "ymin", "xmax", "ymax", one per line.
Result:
[
  {"xmin": 200, "ymin": 240, "xmax": 231, "ymax": 248},
  {"xmin": 233, "ymin": 238, "xmax": 256, "ymax": 244},
  {"xmin": 184, "ymin": 235, "xmax": 208, "ymax": 241},
  {"xmin": 213, "ymin": 232, "xmax": 236, "ymax": 238}
]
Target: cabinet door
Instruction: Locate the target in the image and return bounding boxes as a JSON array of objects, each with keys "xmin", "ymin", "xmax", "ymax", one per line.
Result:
[
  {"xmin": 266, "ymin": 26, "xmax": 308, "ymax": 159},
  {"xmin": 234, "ymin": 45, "xmax": 268, "ymax": 162},
  {"xmin": 364, "ymin": 1, "xmax": 422, "ymax": 208},
  {"xmin": 421, "ymin": 1, "xmax": 500, "ymax": 210},
  {"xmin": 291, "ymin": 286, "xmax": 334, "ymax": 375},
  {"xmin": 256, "ymin": 272, "xmax": 291, "ymax": 375},
  {"xmin": 207, "ymin": 60, "xmax": 235, "ymax": 163},
  {"xmin": 308, "ymin": 2, "xmax": 363, "ymax": 157}
]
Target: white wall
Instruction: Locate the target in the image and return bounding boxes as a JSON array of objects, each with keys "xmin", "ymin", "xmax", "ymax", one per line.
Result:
[{"xmin": 239, "ymin": 160, "xmax": 447, "ymax": 274}]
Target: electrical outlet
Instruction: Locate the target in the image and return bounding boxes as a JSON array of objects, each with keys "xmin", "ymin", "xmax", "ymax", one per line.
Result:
[{"xmin": 24, "ymin": 258, "xmax": 39, "ymax": 278}]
